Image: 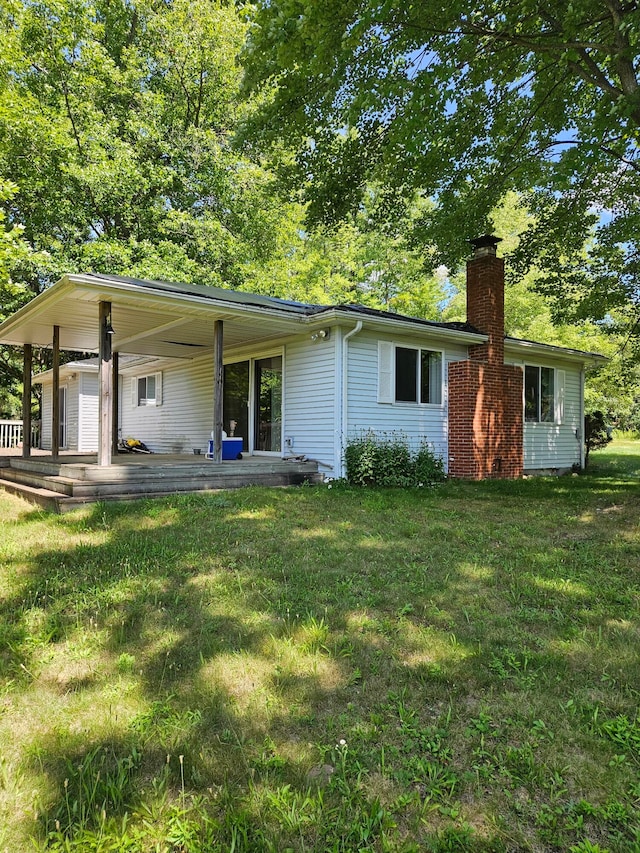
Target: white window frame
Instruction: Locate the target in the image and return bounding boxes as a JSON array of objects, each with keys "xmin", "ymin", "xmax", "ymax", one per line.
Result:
[
  {"xmin": 377, "ymin": 341, "xmax": 444, "ymax": 406},
  {"xmin": 132, "ymin": 372, "xmax": 162, "ymax": 407},
  {"xmin": 524, "ymin": 365, "xmax": 564, "ymax": 424}
]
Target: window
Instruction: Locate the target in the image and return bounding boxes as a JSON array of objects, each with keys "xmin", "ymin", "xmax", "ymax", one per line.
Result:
[
  {"xmin": 395, "ymin": 346, "xmax": 442, "ymax": 404},
  {"xmin": 133, "ymin": 372, "xmax": 162, "ymax": 407},
  {"xmin": 524, "ymin": 366, "xmax": 555, "ymax": 422}
]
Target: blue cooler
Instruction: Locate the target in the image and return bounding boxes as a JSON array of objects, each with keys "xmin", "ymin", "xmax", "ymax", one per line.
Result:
[{"xmin": 208, "ymin": 437, "xmax": 243, "ymax": 460}]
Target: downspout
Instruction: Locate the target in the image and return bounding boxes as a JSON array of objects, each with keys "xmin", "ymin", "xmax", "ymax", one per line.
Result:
[{"xmin": 339, "ymin": 321, "xmax": 363, "ymax": 477}]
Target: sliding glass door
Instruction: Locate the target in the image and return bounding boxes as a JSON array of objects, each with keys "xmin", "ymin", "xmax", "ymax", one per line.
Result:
[
  {"xmin": 254, "ymin": 356, "xmax": 282, "ymax": 453},
  {"xmin": 223, "ymin": 361, "xmax": 249, "ymax": 452},
  {"xmin": 222, "ymin": 355, "xmax": 282, "ymax": 454}
]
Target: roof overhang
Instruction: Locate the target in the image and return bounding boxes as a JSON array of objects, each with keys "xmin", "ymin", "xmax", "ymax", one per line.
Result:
[
  {"xmin": 504, "ymin": 337, "xmax": 607, "ymax": 367},
  {"xmin": 311, "ymin": 307, "xmax": 488, "ymax": 346},
  {"xmin": 0, "ymin": 274, "xmax": 316, "ymax": 358},
  {"xmin": 0, "ymin": 274, "xmax": 489, "ymax": 358}
]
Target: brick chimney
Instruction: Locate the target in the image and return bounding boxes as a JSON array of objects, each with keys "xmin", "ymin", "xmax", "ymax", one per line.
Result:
[
  {"xmin": 466, "ymin": 235, "xmax": 504, "ymax": 366},
  {"xmin": 447, "ymin": 235, "xmax": 523, "ymax": 480}
]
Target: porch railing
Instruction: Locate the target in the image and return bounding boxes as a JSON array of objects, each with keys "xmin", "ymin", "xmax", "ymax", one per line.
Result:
[{"xmin": 0, "ymin": 419, "xmax": 41, "ymax": 449}]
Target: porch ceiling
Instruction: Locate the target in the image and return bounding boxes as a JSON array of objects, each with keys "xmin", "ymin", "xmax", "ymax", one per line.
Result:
[{"xmin": 0, "ymin": 274, "xmax": 310, "ymax": 357}]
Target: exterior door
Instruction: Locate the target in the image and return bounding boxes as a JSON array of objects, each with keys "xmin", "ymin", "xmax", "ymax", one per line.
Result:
[
  {"xmin": 254, "ymin": 356, "xmax": 282, "ymax": 454},
  {"xmin": 223, "ymin": 361, "xmax": 250, "ymax": 452},
  {"xmin": 223, "ymin": 356, "xmax": 283, "ymax": 455}
]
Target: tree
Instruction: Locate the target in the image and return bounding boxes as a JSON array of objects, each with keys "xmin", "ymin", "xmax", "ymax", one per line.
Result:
[
  {"xmin": 0, "ymin": 178, "xmax": 32, "ymax": 416},
  {"xmin": 241, "ymin": 0, "xmax": 640, "ymax": 340},
  {"xmin": 244, "ymin": 188, "xmax": 446, "ymax": 316},
  {"xmin": 584, "ymin": 410, "xmax": 612, "ymax": 467},
  {"xmin": 0, "ymin": 0, "xmax": 448, "ymax": 411},
  {"xmin": 0, "ymin": 0, "xmax": 289, "ymax": 294},
  {"xmin": 0, "ymin": 0, "xmax": 446, "ymax": 307}
]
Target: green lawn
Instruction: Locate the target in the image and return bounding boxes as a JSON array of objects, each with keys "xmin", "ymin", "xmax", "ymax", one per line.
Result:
[{"xmin": 0, "ymin": 442, "xmax": 639, "ymax": 852}]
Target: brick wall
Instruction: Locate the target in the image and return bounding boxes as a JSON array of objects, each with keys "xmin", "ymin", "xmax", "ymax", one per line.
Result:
[
  {"xmin": 447, "ymin": 240, "xmax": 523, "ymax": 480},
  {"xmin": 466, "ymin": 253, "xmax": 505, "ymax": 367},
  {"xmin": 448, "ymin": 361, "xmax": 523, "ymax": 479}
]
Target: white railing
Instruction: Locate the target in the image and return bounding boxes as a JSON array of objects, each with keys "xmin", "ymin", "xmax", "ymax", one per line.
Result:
[{"xmin": 0, "ymin": 420, "xmax": 41, "ymax": 449}]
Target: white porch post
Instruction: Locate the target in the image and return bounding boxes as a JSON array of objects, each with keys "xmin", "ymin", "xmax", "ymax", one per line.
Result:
[
  {"xmin": 22, "ymin": 343, "xmax": 32, "ymax": 458},
  {"xmin": 212, "ymin": 319, "xmax": 223, "ymax": 463},
  {"xmin": 52, "ymin": 325, "xmax": 60, "ymax": 458},
  {"xmin": 98, "ymin": 301, "xmax": 113, "ymax": 467}
]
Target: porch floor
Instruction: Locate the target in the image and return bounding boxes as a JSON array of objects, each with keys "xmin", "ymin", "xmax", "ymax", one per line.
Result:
[{"xmin": 0, "ymin": 451, "xmax": 322, "ymax": 512}]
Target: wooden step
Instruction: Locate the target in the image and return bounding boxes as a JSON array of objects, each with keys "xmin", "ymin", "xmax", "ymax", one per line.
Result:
[
  {"xmin": 9, "ymin": 457, "xmax": 320, "ymax": 482},
  {"xmin": 0, "ymin": 466, "xmax": 75, "ymax": 495},
  {"xmin": 0, "ymin": 469, "xmax": 324, "ymax": 512},
  {"xmin": 0, "ymin": 477, "xmax": 65, "ymax": 512}
]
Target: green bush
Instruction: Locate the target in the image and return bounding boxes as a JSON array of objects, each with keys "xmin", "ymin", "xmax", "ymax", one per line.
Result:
[
  {"xmin": 344, "ymin": 432, "xmax": 445, "ymax": 487},
  {"xmin": 584, "ymin": 410, "xmax": 612, "ymax": 467}
]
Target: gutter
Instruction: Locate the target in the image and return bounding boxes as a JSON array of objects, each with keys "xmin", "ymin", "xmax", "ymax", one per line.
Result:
[
  {"xmin": 505, "ymin": 337, "xmax": 606, "ymax": 365},
  {"xmin": 316, "ymin": 307, "xmax": 487, "ymax": 346},
  {"xmin": 339, "ymin": 320, "xmax": 363, "ymax": 477}
]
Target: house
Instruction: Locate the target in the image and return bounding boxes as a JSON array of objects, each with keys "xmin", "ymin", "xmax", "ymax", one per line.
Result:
[{"xmin": 0, "ymin": 236, "xmax": 604, "ymax": 482}]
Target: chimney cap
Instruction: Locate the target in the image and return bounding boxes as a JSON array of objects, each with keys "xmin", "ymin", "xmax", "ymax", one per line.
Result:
[
  {"xmin": 469, "ymin": 234, "xmax": 502, "ymax": 250},
  {"xmin": 469, "ymin": 234, "xmax": 502, "ymax": 257}
]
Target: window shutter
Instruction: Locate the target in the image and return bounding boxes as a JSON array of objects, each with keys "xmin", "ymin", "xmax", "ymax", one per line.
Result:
[
  {"xmin": 155, "ymin": 371, "xmax": 162, "ymax": 406},
  {"xmin": 132, "ymin": 377, "xmax": 138, "ymax": 407},
  {"xmin": 377, "ymin": 341, "xmax": 394, "ymax": 403},
  {"xmin": 429, "ymin": 351, "xmax": 443, "ymax": 405},
  {"xmin": 555, "ymin": 369, "xmax": 565, "ymax": 424}
]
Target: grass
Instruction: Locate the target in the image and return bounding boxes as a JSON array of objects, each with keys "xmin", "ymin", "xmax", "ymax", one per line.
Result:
[{"xmin": 0, "ymin": 441, "xmax": 638, "ymax": 852}]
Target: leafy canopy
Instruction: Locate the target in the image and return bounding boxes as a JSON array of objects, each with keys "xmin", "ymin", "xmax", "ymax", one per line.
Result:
[
  {"xmin": 0, "ymin": 0, "xmax": 448, "ymax": 413},
  {"xmin": 242, "ymin": 0, "xmax": 640, "ymax": 335}
]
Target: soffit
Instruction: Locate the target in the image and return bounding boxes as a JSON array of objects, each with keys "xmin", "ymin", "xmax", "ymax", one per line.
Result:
[{"xmin": 0, "ymin": 276, "xmax": 309, "ymax": 357}]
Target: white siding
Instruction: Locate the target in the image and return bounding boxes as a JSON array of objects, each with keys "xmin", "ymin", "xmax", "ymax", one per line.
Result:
[
  {"xmin": 40, "ymin": 384, "xmax": 52, "ymax": 450},
  {"xmin": 345, "ymin": 331, "xmax": 469, "ymax": 470},
  {"xmin": 284, "ymin": 336, "xmax": 337, "ymax": 470},
  {"xmin": 64, "ymin": 375, "xmax": 79, "ymax": 450},
  {"xmin": 38, "ymin": 376, "xmax": 81, "ymax": 451},
  {"xmin": 121, "ymin": 357, "xmax": 215, "ymax": 454},
  {"xmin": 78, "ymin": 373, "xmax": 99, "ymax": 452},
  {"xmin": 506, "ymin": 357, "xmax": 583, "ymax": 470}
]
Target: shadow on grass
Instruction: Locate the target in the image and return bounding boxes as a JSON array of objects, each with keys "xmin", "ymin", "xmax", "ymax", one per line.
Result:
[{"xmin": 1, "ymin": 445, "xmax": 639, "ymax": 850}]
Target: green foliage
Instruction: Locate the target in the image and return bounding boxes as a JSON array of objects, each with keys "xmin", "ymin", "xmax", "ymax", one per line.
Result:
[
  {"xmin": 0, "ymin": 0, "xmax": 449, "ymax": 414},
  {"xmin": 344, "ymin": 431, "xmax": 445, "ymax": 487},
  {"xmin": 242, "ymin": 0, "xmax": 640, "ymax": 349},
  {"xmin": 584, "ymin": 410, "xmax": 613, "ymax": 467}
]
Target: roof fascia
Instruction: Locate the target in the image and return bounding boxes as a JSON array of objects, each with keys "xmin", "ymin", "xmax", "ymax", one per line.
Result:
[
  {"xmin": 0, "ymin": 277, "xmax": 76, "ymax": 338},
  {"xmin": 317, "ymin": 308, "xmax": 488, "ymax": 345},
  {"xmin": 504, "ymin": 337, "xmax": 606, "ymax": 365},
  {"xmin": 65, "ymin": 275, "xmax": 311, "ymax": 324}
]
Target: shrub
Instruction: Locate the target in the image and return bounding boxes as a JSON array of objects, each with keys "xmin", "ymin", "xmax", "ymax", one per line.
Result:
[
  {"xmin": 344, "ymin": 432, "xmax": 445, "ymax": 487},
  {"xmin": 584, "ymin": 410, "xmax": 612, "ymax": 467}
]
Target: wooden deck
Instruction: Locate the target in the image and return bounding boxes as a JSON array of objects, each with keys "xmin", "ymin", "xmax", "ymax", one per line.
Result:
[{"xmin": 0, "ymin": 451, "xmax": 322, "ymax": 512}]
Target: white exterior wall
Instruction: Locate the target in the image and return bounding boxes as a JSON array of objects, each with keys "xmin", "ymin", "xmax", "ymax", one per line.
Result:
[
  {"xmin": 38, "ymin": 374, "xmax": 80, "ymax": 450},
  {"xmin": 40, "ymin": 384, "xmax": 52, "ymax": 450},
  {"xmin": 37, "ymin": 372, "xmax": 113, "ymax": 452},
  {"xmin": 78, "ymin": 373, "xmax": 99, "ymax": 452},
  {"xmin": 118, "ymin": 340, "xmax": 339, "ymax": 462},
  {"xmin": 121, "ymin": 356, "xmax": 215, "ymax": 454},
  {"xmin": 283, "ymin": 335, "xmax": 337, "ymax": 471},
  {"xmin": 506, "ymin": 357, "xmax": 583, "ymax": 470},
  {"xmin": 344, "ymin": 330, "xmax": 469, "ymax": 471},
  {"xmin": 64, "ymin": 374, "xmax": 79, "ymax": 451}
]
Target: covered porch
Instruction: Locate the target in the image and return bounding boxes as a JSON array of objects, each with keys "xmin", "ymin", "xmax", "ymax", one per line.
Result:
[
  {"xmin": 0, "ymin": 272, "xmax": 330, "ymax": 479},
  {"xmin": 0, "ymin": 450, "xmax": 321, "ymax": 513}
]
